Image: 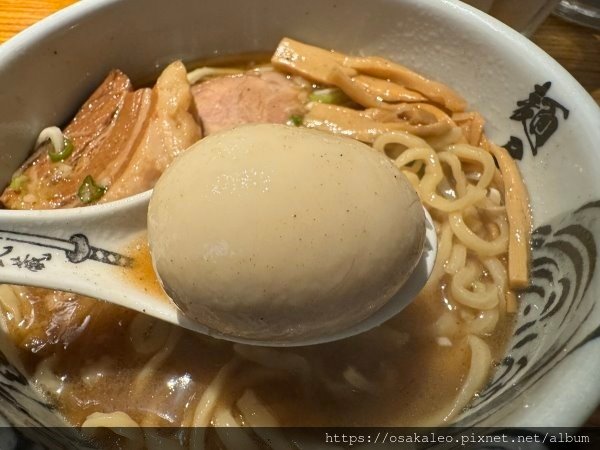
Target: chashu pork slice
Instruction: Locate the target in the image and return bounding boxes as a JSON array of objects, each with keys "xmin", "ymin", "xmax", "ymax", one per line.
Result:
[
  {"xmin": 102, "ymin": 61, "xmax": 201, "ymax": 202},
  {"xmin": 191, "ymin": 71, "xmax": 306, "ymax": 135},
  {"xmin": 1, "ymin": 70, "xmax": 141, "ymax": 209}
]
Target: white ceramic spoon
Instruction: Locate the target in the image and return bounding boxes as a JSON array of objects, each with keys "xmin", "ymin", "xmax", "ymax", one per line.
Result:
[{"xmin": 0, "ymin": 191, "xmax": 437, "ymax": 346}]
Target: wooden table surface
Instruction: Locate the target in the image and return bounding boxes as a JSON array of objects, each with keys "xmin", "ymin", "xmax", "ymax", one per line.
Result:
[{"xmin": 0, "ymin": 0, "xmax": 599, "ymax": 428}]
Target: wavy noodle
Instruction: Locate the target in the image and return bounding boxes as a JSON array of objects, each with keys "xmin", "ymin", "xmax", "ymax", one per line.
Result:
[
  {"xmin": 442, "ymin": 335, "xmax": 492, "ymax": 421},
  {"xmin": 213, "ymin": 405, "xmax": 241, "ymax": 427},
  {"xmin": 342, "ymin": 366, "xmax": 378, "ymax": 394},
  {"xmin": 187, "ymin": 67, "xmax": 245, "ymax": 84},
  {"xmin": 81, "ymin": 411, "xmax": 144, "ymax": 450},
  {"xmin": 374, "ymin": 134, "xmax": 488, "ymax": 213},
  {"xmin": 0, "ymin": 314, "xmax": 26, "ymax": 377},
  {"xmin": 438, "ymin": 151, "xmax": 467, "ymax": 197},
  {"xmin": 81, "ymin": 356, "xmax": 113, "ymax": 388},
  {"xmin": 466, "ymin": 310, "xmax": 500, "ymax": 336},
  {"xmin": 482, "ymin": 257, "xmax": 508, "ymax": 312},
  {"xmin": 81, "ymin": 410, "xmax": 141, "ymax": 428},
  {"xmin": 233, "ymin": 344, "xmax": 311, "ymax": 382},
  {"xmin": 213, "ymin": 409, "xmax": 260, "ymax": 450},
  {"xmin": 189, "ymin": 358, "xmax": 242, "ymax": 450},
  {"xmin": 128, "ymin": 314, "xmax": 172, "ymax": 355},
  {"xmin": 451, "ymin": 262, "xmax": 499, "ymax": 310},
  {"xmin": 426, "ymin": 186, "xmax": 487, "ymax": 213},
  {"xmin": 433, "ymin": 312, "xmax": 460, "ymax": 337},
  {"xmin": 404, "ymin": 159, "xmax": 423, "ymax": 174},
  {"xmin": 0, "ymin": 285, "xmax": 22, "ymax": 325},
  {"xmin": 35, "ymin": 126, "xmax": 65, "ymax": 154},
  {"xmin": 191, "ymin": 358, "xmax": 241, "ymax": 428},
  {"xmin": 237, "ymin": 390, "xmax": 292, "ymax": 449},
  {"xmin": 401, "ymin": 171, "xmax": 420, "ymax": 190},
  {"xmin": 33, "ymin": 356, "xmax": 63, "ymax": 397},
  {"xmin": 142, "ymin": 430, "xmax": 185, "ymax": 450},
  {"xmin": 445, "ymin": 243, "xmax": 467, "ymax": 275},
  {"xmin": 348, "ymin": 99, "xmax": 526, "ymax": 367},
  {"xmin": 446, "ymin": 144, "xmax": 495, "ymax": 190},
  {"xmin": 372, "ymin": 129, "xmax": 430, "ymax": 150},
  {"xmin": 132, "ymin": 327, "xmax": 182, "ymax": 395},
  {"xmin": 237, "ymin": 389, "xmax": 279, "ymax": 427},
  {"xmin": 449, "ymin": 211, "xmax": 508, "ymax": 256},
  {"xmin": 477, "ymin": 193, "xmax": 505, "ymax": 216}
]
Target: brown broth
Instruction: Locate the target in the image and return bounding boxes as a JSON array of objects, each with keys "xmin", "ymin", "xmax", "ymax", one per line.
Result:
[
  {"xmin": 121, "ymin": 235, "xmax": 169, "ymax": 302},
  {"xmin": 135, "ymin": 52, "xmax": 272, "ymax": 88}
]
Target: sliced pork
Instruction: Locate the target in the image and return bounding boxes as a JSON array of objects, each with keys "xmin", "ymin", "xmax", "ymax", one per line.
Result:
[
  {"xmin": 192, "ymin": 71, "xmax": 306, "ymax": 135},
  {"xmin": 102, "ymin": 61, "xmax": 201, "ymax": 201}
]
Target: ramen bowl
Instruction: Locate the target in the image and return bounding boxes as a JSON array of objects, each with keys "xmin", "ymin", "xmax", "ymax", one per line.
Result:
[{"xmin": 0, "ymin": 0, "xmax": 599, "ymax": 444}]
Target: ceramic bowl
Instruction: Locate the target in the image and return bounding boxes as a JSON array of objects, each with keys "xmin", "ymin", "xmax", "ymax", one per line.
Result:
[{"xmin": 0, "ymin": 0, "xmax": 599, "ymax": 444}]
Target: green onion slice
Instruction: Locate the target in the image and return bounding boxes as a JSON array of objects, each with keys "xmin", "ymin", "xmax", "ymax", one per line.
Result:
[
  {"xmin": 48, "ymin": 138, "xmax": 74, "ymax": 162},
  {"xmin": 289, "ymin": 114, "xmax": 303, "ymax": 126},
  {"xmin": 308, "ymin": 88, "xmax": 349, "ymax": 105},
  {"xmin": 78, "ymin": 175, "xmax": 106, "ymax": 204},
  {"xmin": 9, "ymin": 174, "xmax": 29, "ymax": 192}
]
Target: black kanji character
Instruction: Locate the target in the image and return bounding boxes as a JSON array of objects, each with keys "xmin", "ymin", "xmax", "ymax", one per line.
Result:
[
  {"xmin": 503, "ymin": 136, "xmax": 524, "ymax": 160},
  {"xmin": 508, "ymin": 82, "xmax": 569, "ymax": 157},
  {"xmin": 11, "ymin": 253, "xmax": 52, "ymax": 272},
  {"xmin": 0, "ymin": 246, "xmax": 13, "ymax": 268}
]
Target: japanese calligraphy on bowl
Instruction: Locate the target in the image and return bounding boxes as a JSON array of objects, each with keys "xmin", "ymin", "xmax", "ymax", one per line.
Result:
[{"xmin": 503, "ymin": 82, "xmax": 569, "ymax": 160}]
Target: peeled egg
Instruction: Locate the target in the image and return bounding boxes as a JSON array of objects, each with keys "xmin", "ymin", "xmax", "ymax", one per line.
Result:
[{"xmin": 148, "ymin": 124, "xmax": 425, "ymax": 342}]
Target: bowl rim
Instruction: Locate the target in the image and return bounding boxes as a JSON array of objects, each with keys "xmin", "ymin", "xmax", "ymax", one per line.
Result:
[{"xmin": 0, "ymin": 0, "xmax": 599, "ymax": 428}]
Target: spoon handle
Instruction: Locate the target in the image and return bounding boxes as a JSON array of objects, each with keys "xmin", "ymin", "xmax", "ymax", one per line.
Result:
[{"xmin": 0, "ymin": 192, "xmax": 148, "ymax": 297}]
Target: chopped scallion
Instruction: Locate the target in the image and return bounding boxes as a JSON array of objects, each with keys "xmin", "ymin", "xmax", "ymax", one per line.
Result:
[
  {"xmin": 289, "ymin": 114, "xmax": 303, "ymax": 126},
  {"xmin": 78, "ymin": 175, "xmax": 106, "ymax": 204},
  {"xmin": 48, "ymin": 138, "xmax": 74, "ymax": 162},
  {"xmin": 9, "ymin": 175, "xmax": 28, "ymax": 192},
  {"xmin": 308, "ymin": 88, "xmax": 348, "ymax": 105}
]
